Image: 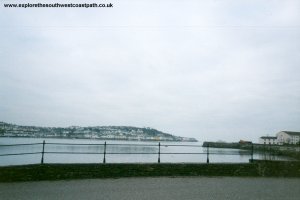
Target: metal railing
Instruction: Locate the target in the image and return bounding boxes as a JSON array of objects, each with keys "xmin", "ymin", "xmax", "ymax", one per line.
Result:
[{"xmin": 0, "ymin": 140, "xmax": 256, "ymax": 165}]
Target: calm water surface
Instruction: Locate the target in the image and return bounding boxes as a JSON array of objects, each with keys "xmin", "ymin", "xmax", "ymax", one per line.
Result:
[{"xmin": 0, "ymin": 137, "xmax": 292, "ymax": 166}]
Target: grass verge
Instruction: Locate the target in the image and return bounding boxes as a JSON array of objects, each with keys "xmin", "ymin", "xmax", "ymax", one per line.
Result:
[{"xmin": 0, "ymin": 161, "xmax": 299, "ymax": 182}]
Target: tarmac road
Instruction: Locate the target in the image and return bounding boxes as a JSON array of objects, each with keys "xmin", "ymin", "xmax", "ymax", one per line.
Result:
[{"xmin": 0, "ymin": 177, "xmax": 299, "ymax": 200}]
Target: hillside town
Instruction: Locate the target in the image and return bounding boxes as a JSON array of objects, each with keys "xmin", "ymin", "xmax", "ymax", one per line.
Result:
[{"xmin": 0, "ymin": 122, "xmax": 197, "ymax": 142}]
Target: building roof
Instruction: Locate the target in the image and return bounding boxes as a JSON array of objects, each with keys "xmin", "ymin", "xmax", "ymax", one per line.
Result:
[
  {"xmin": 281, "ymin": 131, "xmax": 300, "ymax": 136},
  {"xmin": 260, "ymin": 136, "xmax": 277, "ymax": 139}
]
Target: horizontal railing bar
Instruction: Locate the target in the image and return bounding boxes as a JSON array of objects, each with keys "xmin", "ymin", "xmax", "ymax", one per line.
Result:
[
  {"xmin": 160, "ymin": 152, "xmax": 206, "ymax": 155},
  {"xmin": 106, "ymin": 144, "xmax": 158, "ymax": 146},
  {"xmin": 93, "ymin": 152, "xmax": 244, "ymax": 155},
  {"xmin": 45, "ymin": 143, "xmax": 158, "ymax": 146},
  {"xmin": 208, "ymin": 153, "xmax": 251, "ymax": 155},
  {"xmin": 35, "ymin": 151, "xmax": 251, "ymax": 155},
  {"xmin": 161, "ymin": 144, "xmax": 203, "ymax": 147},
  {"xmin": 44, "ymin": 143, "xmax": 205, "ymax": 147},
  {"xmin": 161, "ymin": 153, "xmax": 251, "ymax": 155},
  {"xmin": 160, "ymin": 153, "xmax": 207, "ymax": 154},
  {"xmin": 40, "ymin": 151, "xmax": 251, "ymax": 155},
  {"xmin": 44, "ymin": 152, "xmax": 160, "ymax": 155},
  {"xmin": 41, "ymin": 152, "xmax": 251, "ymax": 155},
  {"xmin": 0, "ymin": 143, "xmax": 42, "ymax": 147},
  {"xmin": 106, "ymin": 152, "xmax": 159, "ymax": 154},
  {"xmin": 42, "ymin": 152, "xmax": 213, "ymax": 155},
  {"xmin": 0, "ymin": 152, "xmax": 42, "ymax": 156},
  {"xmin": 44, "ymin": 152, "xmax": 102, "ymax": 154},
  {"xmin": 44, "ymin": 152, "xmax": 158, "ymax": 155},
  {"xmin": 46, "ymin": 143, "xmax": 105, "ymax": 146}
]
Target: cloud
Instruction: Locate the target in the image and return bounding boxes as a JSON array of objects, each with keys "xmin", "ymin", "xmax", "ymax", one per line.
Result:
[{"xmin": 0, "ymin": 0, "xmax": 299, "ymax": 142}]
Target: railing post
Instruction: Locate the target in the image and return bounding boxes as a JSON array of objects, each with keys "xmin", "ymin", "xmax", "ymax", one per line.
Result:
[
  {"xmin": 103, "ymin": 141, "xmax": 106, "ymax": 164},
  {"xmin": 268, "ymin": 143, "xmax": 271, "ymax": 160},
  {"xmin": 158, "ymin": 142, "xmax": 160, "ymax": 163},
  {"xmin": 206, "ymin": 143, "xmax": 209, "ymax": 164},
  {"xmin": 250, "ymin": 143, "xmax": 254, "ymax": 163},
  {"xmin": 264, "ymin": 142, "xmax": 266, "ymax": 161},
  {"xmin": 41, "ymin": 140, "xmax": 45, "ymax": 164}
]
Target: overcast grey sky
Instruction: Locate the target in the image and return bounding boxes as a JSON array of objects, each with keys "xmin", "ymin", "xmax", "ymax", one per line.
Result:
[{"xmin": 0, "ymin": 0, "xmax": 300, "ymax": 142}]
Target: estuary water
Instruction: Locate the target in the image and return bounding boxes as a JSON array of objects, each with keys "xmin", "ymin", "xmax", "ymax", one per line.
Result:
[{"xmin": 0, "ymin": 137, "xmax": 292, "ymax": 166}]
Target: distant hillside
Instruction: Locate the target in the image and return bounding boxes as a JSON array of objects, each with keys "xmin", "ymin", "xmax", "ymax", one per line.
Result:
[{"xmin": 0, "ymin": 122, "xmax": 197, "ymax": 142}]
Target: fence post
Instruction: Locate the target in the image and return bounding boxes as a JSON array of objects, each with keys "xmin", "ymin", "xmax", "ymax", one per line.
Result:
[
  {"xmin": 250, "ymin": 143, "xmax": 254, "ymax": 163},
  {"xmin": 158, "ymin": 142, "xmax": 160, "ymax": 163},
  {"xmin": 41, "ymin": 140, "xmax": 45, "ymax": 164},
  {"xmin": 269, "ymin": 143, "xmax": 273, "ymax": 161},
  {"xmin": 264, "ymin": 142, "xmax": 266, "ymax": 161},
  {"xmin": 206, "ymin": 143, "xmax": 209, "ymax": 164},
  {"xmin": 103, "ymin": 141, "xmax": 106, "ymax": 164}
]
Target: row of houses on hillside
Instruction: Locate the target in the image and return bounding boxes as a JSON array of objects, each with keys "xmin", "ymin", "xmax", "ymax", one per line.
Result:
[{"xmin": 259, "ymin": 131, "xmax": 300, "ymax": 145}]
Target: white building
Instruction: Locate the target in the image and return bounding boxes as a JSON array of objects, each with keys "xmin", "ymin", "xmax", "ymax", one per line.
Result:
[
  {"xmin": 276, "ymin": 131, "xmax": 300, "ymax": 145},
  {"xmin": 259, "ymin": 136, "xmax": 277, "ymax": 145}
]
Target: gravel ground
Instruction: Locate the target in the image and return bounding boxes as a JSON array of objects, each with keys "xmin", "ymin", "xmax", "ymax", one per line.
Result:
[{"xmin": 0, "ymin": 177, "xmax": 299, "ymax": 200}]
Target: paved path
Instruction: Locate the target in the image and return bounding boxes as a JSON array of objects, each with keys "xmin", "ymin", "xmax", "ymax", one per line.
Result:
[{"xmin": 0, "ymin": 177, "xmax": 299, "ymax": 200}]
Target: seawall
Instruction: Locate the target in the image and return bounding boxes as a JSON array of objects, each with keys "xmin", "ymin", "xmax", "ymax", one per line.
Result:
[{"xmin": 1, "ymin": 161, "xmax": 299, "ymax": 182}]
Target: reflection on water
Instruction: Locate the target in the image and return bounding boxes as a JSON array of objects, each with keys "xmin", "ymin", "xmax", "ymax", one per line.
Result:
[{"xmin": 0, "ymin": 137, "xmax": 294, "ymax": 166}]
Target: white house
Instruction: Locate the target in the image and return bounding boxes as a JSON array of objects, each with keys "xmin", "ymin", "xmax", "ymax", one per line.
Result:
[
  {"xmin": 259, "ymin": 136, "xmax": 277, "ymax": 145},
  {"xmin": 276, "ymin": 131, "xmax": 300, "ymax": 145}
]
